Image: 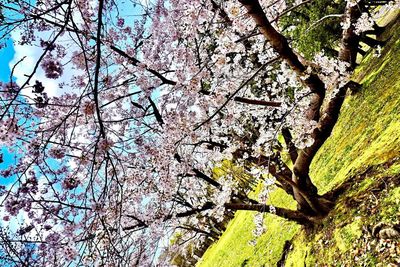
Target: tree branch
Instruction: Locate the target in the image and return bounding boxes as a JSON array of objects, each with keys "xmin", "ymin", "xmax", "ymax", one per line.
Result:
[
  {"xmin": 193, "ymin": 57, "xmax": 279, "ymax": 132},
  {"xmin": 281, "ymin": 127, "xmax": 298, "ymax": 163},
  {"xmin": 238, "ymin": 0, "xmax": 326, "ymax": 121},
  {"xmin": 338, "ymin": 3, "xmax": 362, "ymax": 69},
  {"xmin": 148, "ymin": 97, "xmax": 164, "ymax": 125},
  {"xmin": 192, "ymin": 168, "xmax": 222, "ymax": 190},
  {"xmin": 234, "ymin": 97, "xmax": 282, "ymax": 107},
  {"xmin": 109, "ymin": 45, "xmax": 177, "ymax": 85},
  {"xmin": 93, "ymin": 0, "xmax": 106, "ymax": 138},
  {"xmin": 210, "ymin": 0, "xmax": 232, "ymax": 25},
  {"xmin": 224, "ymin": 203, "xmax": 313, "ymax": 225}
]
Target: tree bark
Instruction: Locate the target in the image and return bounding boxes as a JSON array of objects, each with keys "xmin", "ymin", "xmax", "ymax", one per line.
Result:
[
  {"xmin": 291, "ymin": 81, "xmax": 360, "ymax": 214},
  {"xmin": 281, "ymin": 127, "xmax": 298, "ymax": 164},
  {"xmin": 338, "ymin": 4, "xmax": 361, "ymax": 69},
  {"xmin": 224, "ymin": 203, "xmax": 314, "ymax": 225},
  {"xmin": 360, "ymin": 35, "xmax": 385, "ymax": 48}
]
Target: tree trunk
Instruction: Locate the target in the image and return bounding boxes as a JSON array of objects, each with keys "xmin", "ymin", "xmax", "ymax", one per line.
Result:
[
  {"xmin": 338, "ymin": 4, "xmax": 361, "ymax": 69},
  {"xmin": 238, "ymin": 0, "xmax": 327, "ymax": 215},
  {"xmin": 236, "ymin": 0, "xmax": 362, "ymax": 218},
  {"xmin": 291, "ymin": 81, "xmax": 360, "ymax": 214},
  {"xmin": 238, "ymin": 0, "xmax": 326, "ymax": 102}
]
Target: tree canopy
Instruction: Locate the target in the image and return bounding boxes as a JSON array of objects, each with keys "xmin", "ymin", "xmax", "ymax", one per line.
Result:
[{"xmin": 0, "ymin": 0, "xmax": 396, "ymax": 265}]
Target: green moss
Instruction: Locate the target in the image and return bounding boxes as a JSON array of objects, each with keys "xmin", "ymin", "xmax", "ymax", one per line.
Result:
[
  {"xmin": 286, "ymin": 219, "xmax": 364, "ymax": 266},
  {"xmin": 385, "ymin": 162, "xmax": 400, "ymax": 175},
  {"xmin": 360, "ymin": 56, "xmax": 391, "ymax": 86},
  {"xmin": 375, "ymin": 7, "xmax": 400, "ymax": 26},
  {"xmin": 310, "ymin": 22, "xmax": 400, "ymax": 193},
  {"xmin": 355, "ymin": 177, "xmax": 375, "ymax": 194},
  {"xmin": 284, "ymin": 232, "xmax": 309, "ymax": 267},
  {"xmin": 333, "ymin": 219, "xmax": 363, "ymax": 253},
  {"xmin": 380, "ymin": 187, "xmax": 400, "ymax": 222},
  {"xmin": 268, "ymin": 188, "xmax": 297, "ymax": 210},
  {"xmin": 198, "ymin": 187, "xmax": 300, "ymax": 267}
]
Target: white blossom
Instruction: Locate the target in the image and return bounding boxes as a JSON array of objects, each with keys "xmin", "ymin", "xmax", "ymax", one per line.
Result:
[{"xmin": 354, "ymin": 13, "xmax": 375, "ymax": 35}]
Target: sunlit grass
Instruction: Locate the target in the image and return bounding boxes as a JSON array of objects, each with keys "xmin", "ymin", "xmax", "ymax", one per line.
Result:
[{"xmin": 198, "ymin": 188, "xmax": 299, "ymax": 267}]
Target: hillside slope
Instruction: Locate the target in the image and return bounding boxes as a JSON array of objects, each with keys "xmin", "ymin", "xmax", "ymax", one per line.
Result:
[{"xmin": 198, "ymin": 11, "xmax": 400, "ymax": 267}]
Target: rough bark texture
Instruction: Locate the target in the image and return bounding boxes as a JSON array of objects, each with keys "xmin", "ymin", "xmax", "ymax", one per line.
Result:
[{"xmin": 338, "ymin": 4, "xmax": 362, "ymax": 69}]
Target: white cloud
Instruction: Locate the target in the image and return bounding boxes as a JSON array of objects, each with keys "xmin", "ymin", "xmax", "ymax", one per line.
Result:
[
  {"xmin": 138, "ymin": 0, "xmax": 151, "ymax": 8},
  {"xmin": 9, "ymin": 30, "xmax": 79, "ymax": 99}
]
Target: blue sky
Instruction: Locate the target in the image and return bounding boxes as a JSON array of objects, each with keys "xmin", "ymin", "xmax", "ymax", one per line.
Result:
[
  {"xmin": 0, "ymin": 38, "xmax": 16, "ymax": 175},
  {"xmin": 0, "ymin": 39, "xmax": 14, "ymax": 81},
  {"xmin": 0, "ymin": 34, "xmax": 18, "ymax": 267}
]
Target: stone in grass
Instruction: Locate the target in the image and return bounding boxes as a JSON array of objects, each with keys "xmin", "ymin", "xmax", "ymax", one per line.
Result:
[{"xmin": 371, "ymin": 222, "xmax": 400, "ymax": 239}]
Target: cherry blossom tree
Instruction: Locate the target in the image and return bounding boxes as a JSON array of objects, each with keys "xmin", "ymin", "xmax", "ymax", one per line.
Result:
[{"xmin": 0, "ymin": 0, "xmax": 396, "ymax": 265}]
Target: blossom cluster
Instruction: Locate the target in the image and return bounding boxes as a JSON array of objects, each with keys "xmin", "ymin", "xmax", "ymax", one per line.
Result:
[
  {"xmin": 41, "ymin": 56, "xmax": 63, "ymax": 79},
  {"xmin": 354, "ymin": 13, "xmax": 375, "ymax": 35}
]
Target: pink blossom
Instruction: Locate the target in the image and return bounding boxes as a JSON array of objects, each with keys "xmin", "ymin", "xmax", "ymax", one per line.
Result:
[
  {"xmin": 41, "ymin": 56, "xmax": 63, "ymax": 79},
  {"xmin": 62, "ymin": 177, "xmax": 79, "ymax": 190}
]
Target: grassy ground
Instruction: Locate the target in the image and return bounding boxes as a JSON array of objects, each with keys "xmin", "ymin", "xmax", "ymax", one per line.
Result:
[
  {"xmin": 198, "ymin": 11, "xmax": 400, "ymax": 267},
  {"xmin": 198, "ymin": 187, "xmax": 299, "ymax": 267}
]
